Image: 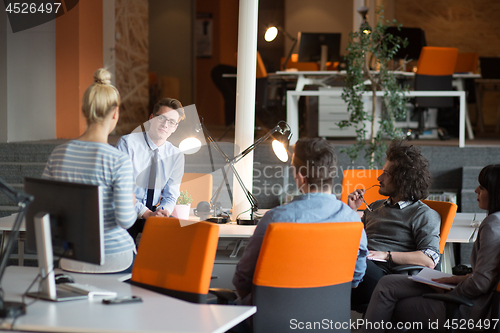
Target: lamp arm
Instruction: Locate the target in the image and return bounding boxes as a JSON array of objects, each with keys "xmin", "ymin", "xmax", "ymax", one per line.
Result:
[
  {"xmin": 0, "ymin": 178, "xmax": 33, "ymax": 289},
  {"xmin": 231, "ymin": 121, "xmax": 290, "ymax": 165},
  {"xmin": 282, "ymin": 37, "xmax": 298, "ymax": 71},
  {"xmin": 229, "ymin": 162, "xmax": 258, "ymax": 212},
  {"xmin": 201, "ymin": 123, "xmax": 232, "ymax": 163},
  {"xmin": 209, "ymin": 164, "xmax": 231, "ymax": 215}
]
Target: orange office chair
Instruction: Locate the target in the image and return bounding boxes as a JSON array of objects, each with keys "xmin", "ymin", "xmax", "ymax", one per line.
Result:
[
  {"xmin": 421, "ymin": 199, "xmax": 457, "ymax": 255},
  {"xmin": 410, "ymin": 46, "xmax": 459, "ymax": 138},
  {"xmin": 130, "ymin": 217, "xmax": 219, "ymax": 303},
  {"xmin": 454, "ymin": 52, "xmax": 479, "ymax": 74},
  {"xmin": 251, "ymin": 222, "xmax": 364, "ymax": 331},
  {"xmin": 180, "ymin": 173, "xmax": 213, "ymax": 209},
  {"xmin": 391, "ymin": 200, "xmax": 457, "ymax": 275},
  {"xmin": 340, "ymin": 169, "xmax": 386, "ymax": 210}
]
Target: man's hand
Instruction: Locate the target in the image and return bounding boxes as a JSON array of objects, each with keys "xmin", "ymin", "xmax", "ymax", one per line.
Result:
[
  {"xmin": 367, "ymin": 250, "xmax": 389, "ymax": 261},
  {"xmin": 155, "ymin": 209, "xmax": 170, "ymax": 217},
  {"xmin": 142, "ymin": 209, "xmax": 170, "ymax": 219},
  {"xmin": 347, "ymin": 189, "xmax": 366, "ymax": 211}
]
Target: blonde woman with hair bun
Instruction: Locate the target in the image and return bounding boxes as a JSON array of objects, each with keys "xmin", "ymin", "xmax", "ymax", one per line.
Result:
[{"xmin": 42, "ymin": 68, "xmax": 137, "ymax": 274}]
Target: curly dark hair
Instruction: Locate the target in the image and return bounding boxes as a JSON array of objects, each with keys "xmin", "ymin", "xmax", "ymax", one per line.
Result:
[
  {"xmin": 385, "ymin": 140, "xmax": 431, "ymax": 201},
  {"xmin": 478, "ymin": 164, "xmax": 500, "ymax": 215},
  {"xmin": 292, "ymin": 138, "xmax": 337, "ymax": 191}
]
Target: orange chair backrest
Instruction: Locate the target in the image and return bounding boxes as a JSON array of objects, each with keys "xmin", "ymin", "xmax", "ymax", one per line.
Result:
[
  {"xmin": 416, "ymin": 47, "xmax": 459, "ymax": 76},
  {"xmin": 256, "ymin": 51, "xmax": 267, "ymax": 78},
  {"xmin": 253, "ymin": 222, "xmax": 364, "ymax": 288},
  {"xmin": 281, "ymin": 54, "xmax": 319, "ymax": 71},
  {"xmin": 454, "ymin": 52, "xmax": 479, "ymax": 73},
  {"xmin": 340, "ymin": 169, "xmax": 387, "ymax": 210},
  {"xmin": 421, "ymin": 200, "xmax": 457, "ymax": 254},
  {"xmin": 180, "ymin": 173, "xmax": 213, "ymax": 208},
  {"xmin": 131, "ymin": 217, "xmax": 219, "ymax": 295}
]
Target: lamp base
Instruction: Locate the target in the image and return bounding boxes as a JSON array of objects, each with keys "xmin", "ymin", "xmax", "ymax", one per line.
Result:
[
  {"xmin": 237, "ymin": 218, "xmax": 259, "ymax": 225},
  {"xmin": 206, "ymin": 216, "xmax": 229, "ymax": 224},
  {"xmin": 0, "ymin": 301, "xmax": 26, "ymax": 318}
]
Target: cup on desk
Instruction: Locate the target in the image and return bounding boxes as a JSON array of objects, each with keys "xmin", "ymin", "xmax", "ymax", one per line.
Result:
[{"xmin": 194, "ymin": 201, "xmax": 211, "ymax": 221}]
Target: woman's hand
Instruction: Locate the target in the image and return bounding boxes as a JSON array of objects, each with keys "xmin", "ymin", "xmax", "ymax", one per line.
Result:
[{"xmin": 433, "ymin": 274, "xmax": 469, "ymax": 285}]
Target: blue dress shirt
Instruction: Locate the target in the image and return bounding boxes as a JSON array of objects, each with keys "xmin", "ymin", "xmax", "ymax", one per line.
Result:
[
  {"xmin": 233, "ymin": 192, "xmax": 368, "ymax": 303},
  {"xmin": 116, "ymin": 132, "xmax": 185, "ymax": 216}
]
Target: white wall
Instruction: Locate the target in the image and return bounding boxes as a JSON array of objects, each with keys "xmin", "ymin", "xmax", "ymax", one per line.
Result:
[
  {"xmin": 149, "ymin": 0, "xmax": 194, "ymax": 105},
  {"xmin": 0, "ymin": 9, "xmax": 56, "ymax": 143},
  {"xmin": 284, "ymin": 0, "xmax": 353, "ymax": 59},
  {"xmin": 0, "ymin": 9, "xmax": 7, "ymax": 142}
]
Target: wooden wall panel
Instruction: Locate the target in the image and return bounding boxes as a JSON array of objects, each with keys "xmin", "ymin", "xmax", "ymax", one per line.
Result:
[{"xmin": 114, "ymin": 0, "xmax": 149, "ymax": 135}]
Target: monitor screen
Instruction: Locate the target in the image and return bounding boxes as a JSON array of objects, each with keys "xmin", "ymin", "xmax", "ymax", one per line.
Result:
[
  {"xmin": 24, "ymin": 177, "xmax": 104, "ymax": 265},
  {"xmin": 298, "ymin": 32, "xmax": 342, "ymax": 63},
  {"xmin": 385, "ymin": 26, "xmax": 426, "ymax": 61}
]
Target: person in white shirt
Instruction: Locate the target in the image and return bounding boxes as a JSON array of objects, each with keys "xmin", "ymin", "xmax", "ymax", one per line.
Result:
[{"xmin": 117, "ymin": 98, "xmax": 185, "ymax": 242}]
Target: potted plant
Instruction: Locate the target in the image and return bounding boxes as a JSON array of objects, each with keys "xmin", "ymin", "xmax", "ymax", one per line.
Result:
[
  {"xmin": 172, "ymin": 190, "xmax": 193, "ymax": 220},
  {"xmin": 339, "ymin": 6, "xmax": 409, "ymax": 167}
]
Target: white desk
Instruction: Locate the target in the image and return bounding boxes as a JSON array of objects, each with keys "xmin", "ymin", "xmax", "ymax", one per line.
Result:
[
  {"xmin": 0, "ymin": 266, "xmax": 256, "ymax": 333},
  {"xmin": 287, "ymin": 89, "xmax": 467, "ymax": 147},
  {"xmin": 278, "ymin": 70, "xmax": 477, "ymax": 144}
]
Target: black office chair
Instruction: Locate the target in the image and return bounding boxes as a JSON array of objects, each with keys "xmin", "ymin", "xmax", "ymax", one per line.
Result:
[
  {"xmin": 408, "ymin": 47, "xmax": 459, "ymax": 140},
  {"xmin": 210, "ymin": 64, "xmax": 237, "ymax": 127}
]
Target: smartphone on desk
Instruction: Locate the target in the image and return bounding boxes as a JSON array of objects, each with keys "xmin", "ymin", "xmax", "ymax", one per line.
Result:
[{"xmin": 102, "ymin": 296, "xmax": 142, "ymax": 305}]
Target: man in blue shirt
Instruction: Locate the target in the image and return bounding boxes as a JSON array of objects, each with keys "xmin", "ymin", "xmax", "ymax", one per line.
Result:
[
  {"xmin": 232, "ymin": 137, "xmax": 368, "ymax": 305},
  {"xmin": 117, "ymin": 98, "xmax": 185, "ymax": 242}
]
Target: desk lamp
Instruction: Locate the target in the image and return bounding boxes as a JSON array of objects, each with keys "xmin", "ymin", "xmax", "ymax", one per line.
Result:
[
  {"xmin": 180, "ymin": 120, "xmax": 292, "ymax": 224},
  {"xmin": 0, "ymin": 177, "xmax": 33, "ymax": 318},
  {"xmin": 265, "ymin": 26, "xmax": 297, "ymax": 71}
]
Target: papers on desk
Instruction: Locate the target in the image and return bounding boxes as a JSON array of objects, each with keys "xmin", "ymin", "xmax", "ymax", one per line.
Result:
[
  {"xmin": 409, "ymin": 267, "xmax": 456, "ymax": 290},
  {"xmin": 58, "ymin": 282, "xmax": 117, "ymax": 299}
]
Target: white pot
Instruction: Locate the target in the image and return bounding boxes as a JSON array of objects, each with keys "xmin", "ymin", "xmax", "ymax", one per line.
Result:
[{"xmin": 172, "ymin": 204, "xmax": 191, "ymax": 220}]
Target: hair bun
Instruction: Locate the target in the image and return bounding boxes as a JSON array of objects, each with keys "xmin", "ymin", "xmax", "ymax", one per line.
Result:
[{"xmin": 93, "ymin": 68, "xmax": 112, "ymax": 85}]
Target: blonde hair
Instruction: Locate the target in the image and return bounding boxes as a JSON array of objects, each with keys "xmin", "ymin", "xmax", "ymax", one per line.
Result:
[{"xmin": 81, "ymin": 68, "xmax": 120, "ymax": 124}]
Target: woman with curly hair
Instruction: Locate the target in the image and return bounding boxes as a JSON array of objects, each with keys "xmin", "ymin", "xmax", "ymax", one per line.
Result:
[
  {"xmin": 360, "ymin": 164, "xmax": 500, "ymax": 332},
  {"xmin": 349, "ymin": 140, "xmax": 441, "ymax": 309}
]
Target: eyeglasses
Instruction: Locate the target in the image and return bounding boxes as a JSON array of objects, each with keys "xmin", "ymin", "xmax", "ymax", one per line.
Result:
[
  {"xmin": 154, "ymin": 114, "xmax": 179, "ymax": 127},
  {"xmin": 360, "ymin": 184, "xmax": 380, "ymax": 212}
]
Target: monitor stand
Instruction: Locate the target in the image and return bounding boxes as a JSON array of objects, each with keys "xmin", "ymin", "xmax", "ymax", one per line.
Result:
[
  {"xmin": 320, "ymin": 45, "xmax": 328, "ymax": 71},
  {"xmin": 26, "ymin": 213, "xmax": 88, "ymax": 302}
]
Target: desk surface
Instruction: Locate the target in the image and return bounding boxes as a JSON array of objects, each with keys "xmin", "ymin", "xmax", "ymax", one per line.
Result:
[
  {"xmin": 0, "ymin": 266, "xmax": 255, "ymax": 333},
  {"xmin": 0, "ymin": 211, "xmax": 486, "ymax": 241},
  {"xmin": 274, "ymin": 70, "xmax": 480, "ymax": 78}
]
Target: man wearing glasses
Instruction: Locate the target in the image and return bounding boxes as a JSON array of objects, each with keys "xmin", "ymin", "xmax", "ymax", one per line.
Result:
[
  {"xmin": 347, "ymin": 140, "xmax": 440, "ymax": 310},
  {"xmin": 117, "ymin": 98, "xmax": 186, "ymax": 242}
]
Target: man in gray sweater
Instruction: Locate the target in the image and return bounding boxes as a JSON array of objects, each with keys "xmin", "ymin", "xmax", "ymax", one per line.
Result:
[{"xmin": 348, "ymin": 140, "xmax": 441, "ymax": 309}]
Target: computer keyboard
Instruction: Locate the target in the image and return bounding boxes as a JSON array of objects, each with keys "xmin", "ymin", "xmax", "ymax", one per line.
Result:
[{"xmin": 58, "ymin": 283, "xmax": 117, "ymax": 298}]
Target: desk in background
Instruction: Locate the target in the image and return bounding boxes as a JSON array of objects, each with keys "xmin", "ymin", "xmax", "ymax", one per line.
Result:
[
  {"xmin": 0, "ymin": 266, "xmax": 255, "ymax": 333},
  {"xmin": 277, "ymin": 71, "xmax": 478, "ymax": 144},
  {"xmin": 287, "ymin": 89, "xmax": 467, "ymax": 147}
]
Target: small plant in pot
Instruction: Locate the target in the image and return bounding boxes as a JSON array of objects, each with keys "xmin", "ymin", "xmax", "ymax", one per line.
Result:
[{"xmin": 172, "ymin": 191, "xmax": 193, "ymax": 220}]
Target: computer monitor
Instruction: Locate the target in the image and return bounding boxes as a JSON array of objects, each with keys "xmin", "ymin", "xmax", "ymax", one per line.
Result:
[
  {"xmin": 24, "ymin": 177, "xmax": 104, "ymax": 301},
  {"xmin": 385, "ymin": 26, "xmax": 427, "ymax": 62},
  {"xmin": 298, "ymin": 32, "xmax": 342, "ymax": 67}
]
